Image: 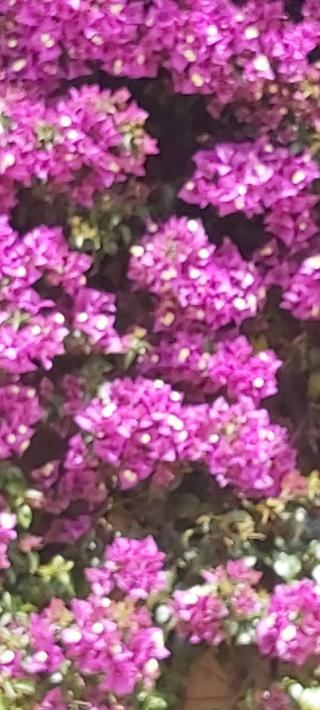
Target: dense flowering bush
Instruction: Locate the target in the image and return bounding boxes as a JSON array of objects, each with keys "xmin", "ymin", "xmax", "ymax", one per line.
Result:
[
  {"xmin": 0, "ymin": 86, "xmax": 157, "ymax": 210},
  {"xmin": 2, "ymin": 0, "xmax": 320, "ymax": 708},
  {"xmin": 138, "ymin": 332, "xmax": 281, "ymax": 403},
  {"xmin": 180, "ymin": 141, "xmax": 319, "ymax": 217},
  {"xmin": 257, "ymin": 579, "xmax": 320, "ymax": 665},
  {"xmin": 172, "ymin": 559, "xmax": 263, "ymax": 646},
  {"xmin": 0, "ymin": 537, "xmax": 169, "ymax": 707}
]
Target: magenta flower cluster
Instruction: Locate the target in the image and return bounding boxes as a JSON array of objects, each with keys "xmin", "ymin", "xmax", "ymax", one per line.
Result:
[
  {"xmin": 0, "ymin": 512, "xmax": 16, "ymax": 570},
  {"xmin": 180, "ymin": 140, "xmax": 319, "ymax": 218},
  {"xmin": 0, "ymin": 384, "xmax": 43, "ymax": 459},
  {"xmin": 173, "ymin": 559, "xmax": 263, "ymax": 645},
  {"xmin": 257, "ymin": 580, "xmax": 320, "ymax": 665},
  {"xmin": 1, "ymin": 0, "xmax": 320, "ymax": 107},
  {"xmin": 0, "ymin": 86, "xmax": 156, "ymax": 210},
  {"xmin": 173, "ymin": 565, "xmax": 320, "ymax": 668},
  {"xmin": 139, "ymin": 333, "xmax": 281, "ymax": 404},
  {"xmin": 2, "ymin": 533, "xmax": 320, "ymax": 706},
  {"xmin": 0, "ymin": 216, "xmax": 124, "ymax": 383},
  {"xmin": 86, "ymin": 535, "xmax": 167, "ymax": 600},
  {"xmin": 129, "ymin": 218, "xmax": 265, "ymax": 331},
  {"xmin": 1, "ymin": 0, "xmax": 320, "ymax": 707},
  {"xmin": 75, "ymin": 376, "xmax": 294, "ymax": 498},
  {"xmin": 282, "ymin": 254, "xmax": 320, "ymax": 320},
  {"xmin": 0, "ymin": 537, "xmax": 169, "ymax": 707}
]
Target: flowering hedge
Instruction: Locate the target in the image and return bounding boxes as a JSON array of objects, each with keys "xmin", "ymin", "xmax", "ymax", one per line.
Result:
[{"xmin": 2, "ymin": 0, "xmax": 320, "ymax": 708}]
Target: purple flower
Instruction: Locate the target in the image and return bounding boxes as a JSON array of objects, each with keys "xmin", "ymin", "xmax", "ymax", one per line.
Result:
[
  {"xmin": 22, "ymin": 224, "xmax": 91, "ymax": 293},
  {"xmin": 264, "ymin": 195, "xmax": 319, "ymax": 249},
  {"xmin": 172, "ymin": 587, "xmax": 228, "ymax": 645},
  {"xmin": 129, "ymin": 218, "xmax": 265, "ymax": 331},
  {"xmin": 75, "ymin": 377, "xmax": 188, "ymax": 489},
  {"xmin": 22, "ymin": 612, "xmax": 64, "ymax": 674},
  {"xmin": 75, "ymin": 377, "xmax": 295, "ymax": 499},
  {"xmin": 173, "ymin": 558, "xmax": 263, "ymax": 646},
  {"xmin": 72, "ymin": 287, "xmax": 123, "ymax": 354},
  {"xmin": 0, "ymin": 87, "xmax": 156, "ymax": 209},
  {"xmin": 180, "ymin": 140, "xmax": 319, "ymax": 218},
  {"xmin": 0, "ymin": 384, "xmax": 43, "ymax": 459},
  {"xmin": 0, "ymin": 511, "xmax": 16, "ymax": 569},
  {"xmin": 139, "ymin": 332, "xmax": 281, "ymax": 404},
  {"xmin": 86, "ymin": 535, "xmax": 167, "ymax": 601},
  {"xmin": 257, "ymin": 579, "xmax": 320, "ymax": 664},
  {"xmin": 61, "ymin": 593, "xmax": 169, "ymax": 696},
  {"xmin": 44, "ymin": 515, "xmax": 91, "ymax": 544},
  {"xmin": 38, "ymin": 689, "xmax": 67, "ymax": 710},
  {"xmin": 34, "ymin": 434, "xmax": 108, "ymax": 517},
  {"xmin": 257, "ymin": 687, "xmax": 294, "ymax": 710},
  {"xmin": 282, "ymin": 254, "xmax": 320, "ymax": 320},
  {"xmin": 203, "ymin": 397, "xmax": 296, "ymax": 498}
]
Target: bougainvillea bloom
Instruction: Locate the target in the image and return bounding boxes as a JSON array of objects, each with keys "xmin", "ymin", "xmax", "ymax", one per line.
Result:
[
  {"xmin": 1, "ymin": 0, "xmax": 320, "ymax": 706},
  {"xmin": 257, "ymin": 580, "xmax": 320, "ymax": 664},
  {"xmin": 180, "ymin": 140, "xmax": 319, "ymax": 217},
  {"xmin": 86, "ymin": 535, "xmax": 167, "ymax": 600},
  {"xmin": 129, "ymin": 218, "xmax": 265, "ymax": 330}
]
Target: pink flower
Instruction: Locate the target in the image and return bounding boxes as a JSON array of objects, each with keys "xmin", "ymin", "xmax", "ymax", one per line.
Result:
[
  {"xmin": 203, "ymin": 397, "xmax": 296, "ymax": 498},
  {"xmin": 139, "ymin": 332, "xmax": 281, "ymax": 404},
  {"xmin": 86, "ymin": 535, "xmax": 167, "ymax": 600},
  {"xmin": 44, "ymin": 515, "xmax": 91, "ymax": 544},
  {"xmin": 257, "ymin": 580, "xmax": 320, "ymax": 664},
  {"xmin": 173, "ymin": 559, "xmax": 263, "ymax": 645},
  {"xmin": 282, "ymin": 254, "xmax": 320, "ymax": 320},
  {"xmin": 61, "ymin": 594, "xmax": 169, "ymax": 696},
  {"xmin": 172, "ymin": 587, "xmax": 228, "ymax": 645},
  {"xmin": 129, "ymin": 218, "xmax": 265, "ymax": 331},
  {"xmin": 0, "ymin": 511, "xmax": 16, "ymax": 569},
  {"xmin": 180, "ymin": 140, "xmax": 319, "ymax": 218},
  {"xmin": 75, "ymin": 377, "xmax": 189, "ymax": 489},
  {"xmin": 38, "ymin": 689, "xmax": 67, "ymax": 710},
  {"xmin": 23, "ymin": 613, "xmax": 64, "ymax": 674},
  {"xmin": 72, "ymin": 288, "xmax": 122, "ymax": 354},
  {"xmin": 0, "ymin": 86, "xmax": 157, "ymax": 209},
  {"xmin": 0, "ymin": 384, "xmax": 43, "ymax": 459}
]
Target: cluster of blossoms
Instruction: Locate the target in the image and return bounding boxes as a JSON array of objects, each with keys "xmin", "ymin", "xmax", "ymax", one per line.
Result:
[
  {"xmin": 129, "ymin": 218, "xmax": 265, "ymax": 331},
  {"xmin": 0, "ymin": 86, "xmax": 156, "ymax": 209},
  {"xmin": 177, "ymin": 132, "xmax": 320, "ymax": 329},
  {"xmin": 257, "ymin": 579, "xmax": 320, "ymax": 665},
  {"xmin": 0, "ymin": 384, "xmax": 43, "ymax": 459},
  {"xmin": 75, "ymin": 376, "xmax": 295, "ymax": 498},
  {"xmin": 199, "ymin": 397, "xmax": 296, "ymax": 498},
  {"xmin": 5, "ymin": 534, "xmax": 320, "ymax": 708},
  {"xmin": 75, "ymin": 376, "xmax": 194, "ymax": 491},
  {"xmin": 180, "ymin": 140, "xmax": 319, "ymax": 218},
  {"xmin": 85, "ymin": 535, "xmax": 167, "ymax": 600},
  {"xmin": 173, "ymin": 567, "xmax": 320, "ymax": 669},
  {"xmin": 32, "ymin": 434, "xmax": 108, "ymax": 544},
  {"xmin": 0, "ymin": 216, "xmax": 124, "ymax": 379},
  {"xmin": 1, "ymin": 0, "xmax": 320, "ymax": 111},
  {"xmin": 138, "ymin": 333, "xmax": 281, "ymax": 404},
  {"xmin": 0, "ymin": 220, "xmax": 90, "ymax": 292},
  {"xmin": 281, "ymin": 254, "xmax": 320, "ymax": 320},
  {"xmin": 0, "ymin": 537, "xmax": 169, "ymax": 708},
  {"xmin": 0, "ymin": 511, "xmax": 16, "ymax": 570},
  {"xmin": 253, "ymin": 245, "xmax": 320, "ymax": 322},
  {"xmin": 263, "ymin": 194, "xmax": 319, "ymax": 251},
  {"xmin": 172, "ymin": 559, "xmax": 264, "ymax": 646},
  {"xmin": 180, "ymin": 143, "xmax": 320, "ymax": 317},
  {"xmin": 1, "ymin": 0, "xmax": 320, "ymax": 706}
]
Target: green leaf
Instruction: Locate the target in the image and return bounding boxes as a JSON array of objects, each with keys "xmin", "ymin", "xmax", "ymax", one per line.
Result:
[
  {"xmin": 16, "ymin": 505, "xmax": 32, "ymax": 530},
  {"xmin": 13, "ymin": 680, "xmax": 35, "ymax": 696},
  {"xmin": 273, "ymin": 552, "xmax": 302, "ymax": 580}
]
